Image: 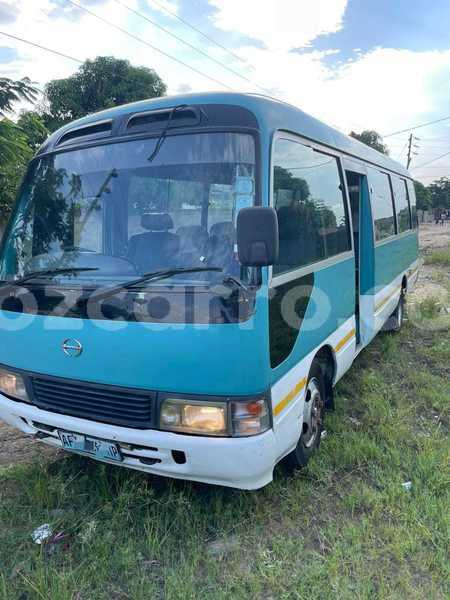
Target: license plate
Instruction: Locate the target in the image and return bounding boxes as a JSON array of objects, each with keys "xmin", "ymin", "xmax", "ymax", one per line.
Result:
[{"xmin": 58, "ymin": 430, "xmax": 123, "ymax": 462}]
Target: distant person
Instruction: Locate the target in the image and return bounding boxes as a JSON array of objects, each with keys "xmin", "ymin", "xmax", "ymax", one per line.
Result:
[{"xmin": 434, "ymin": 208, "xmax": 444, "ymax": 225}]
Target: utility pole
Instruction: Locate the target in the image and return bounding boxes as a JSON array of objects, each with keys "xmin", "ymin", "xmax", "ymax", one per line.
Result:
[{"xmin": 406, "ymin": 133, "xmax": 419, "ymax": 169}]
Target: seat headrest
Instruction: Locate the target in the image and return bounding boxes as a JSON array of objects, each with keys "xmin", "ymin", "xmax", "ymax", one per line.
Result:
[
  {"xmin": 141, "ymin": 212, "xmax": 174, "ymax": 231},
  {"xmin": 210, "ymin": 221, "xmax": 235, "ymax": 238},
  {"xmin": 177, "ymin": 225, "xmax": 208, "ymax": 239}
]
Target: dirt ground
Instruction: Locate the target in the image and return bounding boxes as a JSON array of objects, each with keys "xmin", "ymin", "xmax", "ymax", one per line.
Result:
[
  {"xmin": 0, "ymin": 224, "xmax": 449, "ymax": 470},
  {"xmin": 410, "ymin": 222, "xmax": 450, "ymax": 304}
]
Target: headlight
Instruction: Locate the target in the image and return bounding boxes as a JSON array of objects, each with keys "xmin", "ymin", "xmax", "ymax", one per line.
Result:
[
  {"xmin": 160, "ymin": 396, "xmax": 271, "ymax": 437},
  {"xmin": 160, "ymin": 399, "xmax": 227, "ymax": 436},
  {"xmin": 0, "ymin": 367, "xmax": 30, "ymax": 402}
]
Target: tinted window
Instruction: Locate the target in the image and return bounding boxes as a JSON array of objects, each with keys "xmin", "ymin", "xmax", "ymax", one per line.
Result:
[
  {"xmin": 392, "ymin": 176, "xmax": 411, "ymax": 232},
  {"xmin": 273, "ymin": 139, "xmax": 350, "ymax": 275},
  {"xmin": 0, "ymin": 132, "xmax": 256, "ymax": 286},
  {"xmin": 406, "ymin": 180, "xmax": 418, "ymax": 228},
  {"xmin": 367, "ymin": 168, "xmax": 396, "ymax": 241}
]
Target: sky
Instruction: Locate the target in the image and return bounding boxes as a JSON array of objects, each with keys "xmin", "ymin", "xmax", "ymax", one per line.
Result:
[{"xmin": 1, "ymin": 0, "xmax": 450, "ymax": 184}]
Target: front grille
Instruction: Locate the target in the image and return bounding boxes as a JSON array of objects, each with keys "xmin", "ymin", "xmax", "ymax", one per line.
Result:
[{"xmin": 31, "ymin": 377, "xmax": 154, "ymax": 429}]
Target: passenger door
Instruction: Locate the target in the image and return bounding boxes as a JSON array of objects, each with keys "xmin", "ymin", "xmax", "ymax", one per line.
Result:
[{"xmin": 343, "ymin": 161, "xmax": 374, "ymax": 347}]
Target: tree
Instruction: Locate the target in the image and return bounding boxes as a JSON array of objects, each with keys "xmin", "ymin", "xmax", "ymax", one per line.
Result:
[
  {"xmin": 44, "ymin": 56, "xmax": 167, "ymax": 130},
  {"xmin": 429, "ymin": 178, "xmax": 450, "ymax": 210},
  {"xmin": 349, "ymin": 130, "xmax": 389, "ymax": 155},
  {"xmin": 0, "ymin": 77, "xmax": 39, "ymax": 160},
  {"xmin": 0, "ymin": 77, "xmax": 40, "ymax": 225},
  {"xmin": 17, "ymin": 111, "xmax": 49, "ymax": 151},
  {"xmin": 0, "ymin": 77, "xmax": 38, "ymax": 116},
  {"xmin": 0, "ymin": 122, "xmax": 31, "ymax": 224},
  {"xmin": 413, "ymin": 180, "xmax": 432, "ymax": 211}
]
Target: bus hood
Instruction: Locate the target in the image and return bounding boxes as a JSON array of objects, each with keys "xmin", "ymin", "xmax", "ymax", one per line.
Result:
[{"xmin": 0, "ymin": 298, "xmax": 269, "ymax": 397}]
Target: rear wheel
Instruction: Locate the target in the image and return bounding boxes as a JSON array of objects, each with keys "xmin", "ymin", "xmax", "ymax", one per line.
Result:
[{"xmin": 284, "ymin": 363, "xmax": 325, "ymax": 470}]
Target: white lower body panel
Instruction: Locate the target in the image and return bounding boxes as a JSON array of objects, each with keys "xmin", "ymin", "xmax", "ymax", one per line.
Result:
[{"xmin": 0, "ymin": 394, "xmax": 277, "ymax": 490}]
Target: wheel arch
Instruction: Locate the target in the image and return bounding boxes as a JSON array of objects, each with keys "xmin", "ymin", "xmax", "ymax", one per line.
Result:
[
  {"xmin": 310, "ymin": 344, "xmax": 336, "ymax": 410},
  {"xmin": 402, "ymin": 275, "xmax": 408, "ymax": 293}
]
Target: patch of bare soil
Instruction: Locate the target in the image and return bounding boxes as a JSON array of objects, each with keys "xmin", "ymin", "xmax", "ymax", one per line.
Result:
[
  {"xmin": 418, "ymin": 222, "xmax": 450, "ymax": 252},
  {"xmin": 0, "ymin": 421, "xmax": 60, "ymax": 469},
  {"xmin": 0, "ymin": 224, "xmax": 448, "ymax": 469},
  {"xmin": 410, "ymin": 223, "xmax": 450, "ymax": 305}
]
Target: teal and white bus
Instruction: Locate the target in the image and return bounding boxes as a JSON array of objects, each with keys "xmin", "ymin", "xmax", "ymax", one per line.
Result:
[{"xmin": 0, "ymin": 93, "xmax": 418, "ymax": 489}]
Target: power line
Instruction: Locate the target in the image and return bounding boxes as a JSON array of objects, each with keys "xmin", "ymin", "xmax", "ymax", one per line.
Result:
[
  {"xmin": 0, "ymin": 30, "xmax": 83, "ymax": 64},
  {"xmin": 415, "ymin": 174, "xmax": 450, "ymax": 179},
  {"xmin": 112, "ymin": 0, "xmax": 269, "ymax": 94},
  {"xmin": 383, "ymin": 116, "xmax": 450, "ymax": 138},
  {"xmin": 412, "ymin": 150, "xmax": 450, "ymax": 170},
  {"xmin": 65, "ymin": 0, "xmax": 235, "ymax": 91},
  {"xmin": 395, "ymin": 139, "xmax": 408, "ymax": 161},
  {"xmin": 147, "ymin": 0, "xmax": 250, "ymax": 68},
  {"xmin": 413, "ymin": 166, "xmax": 450, "ymax": 169}
]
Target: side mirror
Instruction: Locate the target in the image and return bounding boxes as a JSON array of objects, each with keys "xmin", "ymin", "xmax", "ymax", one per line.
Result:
[{"xmin": 237, "ymin": 207, "xmax": 279, "ymax": 267}]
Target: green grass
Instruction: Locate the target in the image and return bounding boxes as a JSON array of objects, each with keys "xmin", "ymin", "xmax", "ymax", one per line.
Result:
[
  {"xmin": 1, "ymin": 325, "xmax": 449, "ymax": 599},
  {"xmin": 424, "ymin": 244, "xmax": 450, "ymax": 268}
]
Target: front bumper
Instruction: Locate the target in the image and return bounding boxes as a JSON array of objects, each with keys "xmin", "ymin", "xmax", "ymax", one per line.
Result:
[{"xmin": 0, "ymin": 393, "xmax": 277, "ymax": 490}]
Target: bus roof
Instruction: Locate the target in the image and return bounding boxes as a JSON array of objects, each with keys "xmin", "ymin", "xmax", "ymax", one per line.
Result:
[{"xmin": 43, "ymin": 91, "xmax": 411, "ymax": 178}]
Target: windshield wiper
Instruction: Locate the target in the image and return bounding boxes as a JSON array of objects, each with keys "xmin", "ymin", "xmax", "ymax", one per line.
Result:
[
  {"xmin": 89, "ymin": 266, "xmax": 223, "ymax": 303},
  {"xmin": 147, "ymin": 104, "xmax": 209, "ymax": 163},
  {"xmin": 0, "ymin": 267, "xmax": 99, "ymax": 290},
  {"xmin": 148, "ymin": 104, "xmax": 188, "ymax": 163}
]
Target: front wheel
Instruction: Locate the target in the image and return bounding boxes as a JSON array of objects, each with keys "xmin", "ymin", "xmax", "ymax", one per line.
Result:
[
  {"xmin": 383, "ymin": 292, "xmax": 405, "ymax": 332},
  {"xmin": 284, "ymin": 364, "xmax": 325, "ymax": 470}
]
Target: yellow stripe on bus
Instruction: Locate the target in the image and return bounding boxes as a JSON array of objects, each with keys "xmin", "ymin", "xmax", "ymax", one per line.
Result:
[
  {"xmin": 273, "ymin": 377, "xmax": 307, "ymax": 417},
  {"xmin": 334, "ymin": 328, "xmax": 356, "ymax": 353},
  {"xmin": 375, "ymin": 288, "xmax": 400, "ymax": 312}
]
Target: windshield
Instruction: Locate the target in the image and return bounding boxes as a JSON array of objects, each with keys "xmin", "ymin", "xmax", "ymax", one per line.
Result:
[{"xmin": 0, "ymin": 131, "xmax": 256, "ymax": 287}]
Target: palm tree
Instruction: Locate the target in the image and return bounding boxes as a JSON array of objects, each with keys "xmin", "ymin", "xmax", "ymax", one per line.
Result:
[
  {"xmin": 0, "ymin": 77, "xmax": 39, "ymax": 163},
  {"xmin": 0, "ymin": 77, "xmax": 38, "ymax": 116}
]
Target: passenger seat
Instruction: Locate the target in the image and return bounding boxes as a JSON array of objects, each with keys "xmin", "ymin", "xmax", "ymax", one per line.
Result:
[
  {"xmin": 176, "ymin": 225, "xmax": 209, "ymax": 267},
  {"xmin": 207, "ymin": 222, "xmax": 238, "ymax": 274},
  {"xmin": 128, "ymin": 213, "xmax": 179, "ymax": 273}
]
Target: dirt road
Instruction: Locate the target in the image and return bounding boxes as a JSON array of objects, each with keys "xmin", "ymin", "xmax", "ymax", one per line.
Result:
[{"xmin": 0, "ymin": 224, "xmax": 448, "ymax": 469}]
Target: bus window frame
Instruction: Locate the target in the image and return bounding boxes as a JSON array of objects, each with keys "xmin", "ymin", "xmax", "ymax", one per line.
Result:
[
  {"xmin": 367, "ymin": 167, "xmax": 398, "ymax": 247},
  {"xmin": 390, "ymin": 174, "xmax": 413, "ymax": 235},
  {"xmin": 268, "ymin": 130, "xmax": 354, "ymax": 289}
]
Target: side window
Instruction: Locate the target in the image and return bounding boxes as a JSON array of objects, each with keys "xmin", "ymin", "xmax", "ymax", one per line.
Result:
[
  {"xmin": 406, "ymin": 180, "xmax": 418, "ymax": 228},
  {"xmin": 367, "ymin": 168, "xmax": 396, "ymax": 241},
  {"xmin": 391, "ymin": 176, "xmax": 412, "ymax": 232},
  {"xmin": 273, "ymin": 138, "xmax": 350, "ymax": 275}
]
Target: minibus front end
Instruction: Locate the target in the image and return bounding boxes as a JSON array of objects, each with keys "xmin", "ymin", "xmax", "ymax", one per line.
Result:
[{"xmin": 0, "ymin": 100, "xmax": 280, "ymax": 489}]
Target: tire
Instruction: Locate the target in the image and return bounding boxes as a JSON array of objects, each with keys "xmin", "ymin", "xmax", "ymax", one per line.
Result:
[
  {"xmin": 284, "ymin": 363, "xmax": 326, "ymax": 470},
  {"xmin": 383, "ymin": 292, "xmax": 405, "ymax": 332}
]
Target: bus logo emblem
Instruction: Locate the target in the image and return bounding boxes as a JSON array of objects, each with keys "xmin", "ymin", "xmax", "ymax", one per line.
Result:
[{"xmin": 61, "ymin": 339, "xmax": 83, "ymax": 357}]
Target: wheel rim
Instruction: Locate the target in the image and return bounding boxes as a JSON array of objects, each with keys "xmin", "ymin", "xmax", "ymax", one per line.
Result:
[
  {"xmin": 302, "ymin": 378, "xmax": 323, "ymax": 449},
  {"xmin": 397, "ymin": 298, "xmax": 404, "ymax": 326}
]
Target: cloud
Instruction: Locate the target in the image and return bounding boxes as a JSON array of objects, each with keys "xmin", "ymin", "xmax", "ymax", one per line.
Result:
[
  {"xmin": 139, "ymin": 0, "xmax": 180, "ymax": 17},
  {"xmin": 176, "ymin": 83, "xmax": 192, "ymax": 93},
  {"xmin": 0, "ymin": 0, "xmax": 20, "ymax": 24},
  {"xmin": 208, "ymin": 0, "xmax": 348, "ymax": 51},
  {"xmin": 46, "ymin": 0, "xmax": 110, "ymax": 22},
  {"xmin": 2, "ymin": 0, "xmax": 449, "ymax": 181}
]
